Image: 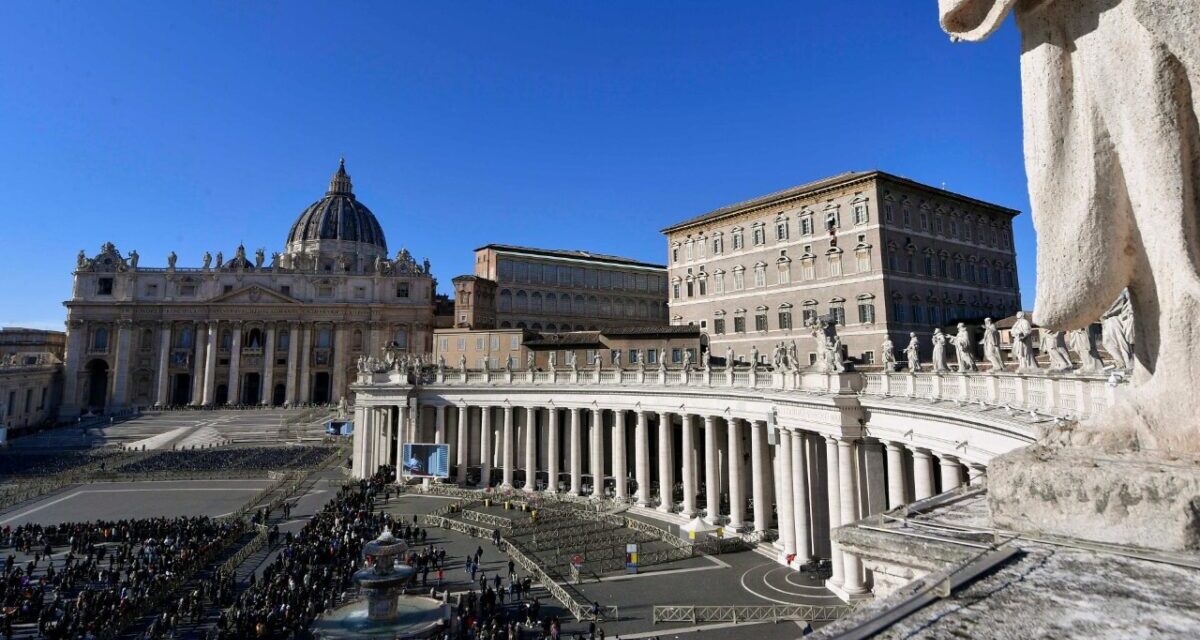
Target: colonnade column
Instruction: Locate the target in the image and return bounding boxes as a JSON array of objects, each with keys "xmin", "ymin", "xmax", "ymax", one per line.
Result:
[
  {"xmin": 838, "ymin": 438, "xmax": 867, "ymax": 594},
  {"xmin": 395, "ymin": 405, "xmax": 408, "ymax": 483},
  {"xmin": 680, "ymin": 415, "xmax": 697, "ymax": 517},
  {"xmin": 912, "ymin": 448, "xmax": 934, "ymax": 500},
  {"xmin": 190, "ymin": 322, "xmax": 206, "ymax": 405},
  {"xmin": 750, "ymin": 420, "xmax": 768, "ymax": 533},
  {"xmin": 352, "ymin": 405, "xmax": 367, "ymax": 478},
  {"xmin": 501, "ymin": 405, "xmax": 515, "ymax": 488},
  {"xmin": 569, "ymin": 408, "xmax": 582, "ymax": 494},
  {"xmin": 885, "ymin": 441, "xmax": 908, "ymax": 509},
  {"xmin": 612, "ymin": 410, "xmax": 627, "ymax": 500},
  {"xmin": 457, "ymin": 404, "xmax": 470, "ymax": 485},
  {"xmin": 728, "ymin": 418, "xmax": 745, "ymax": 530},
  {"xmin": 635, "ymin": 411, "xmax": 650, "ymax": 506},
  {"xmin": 227, "ymin": 321, "xmax": 242, "ymax": 405},
  {"xmin": 202, "ymin": 321, "xmax": 218, "ymax": 406},
  {"xmin": 480, "ymin": 407, "xmax": 493, "ymax": 488},
  {"xmin": 525, "ymin": 406, "xmax": 539, "ymax": 492},
  {"xmin": 262, "ymin": 323, "xmax": 276, "ymax": 406},
  {"xmin": 940, "ymin": 454, "xmax": 963, "ymax": 491},
  {"xmin": 704, "ymin": 415, "xmax": 720, "ymax": 523},
  {"xmin": 825, "ymin": 435, "xmax": 843, "ymax": 586},
  {"xmin": 776, "ymin": 430, "xmax": 797, "ymax": 556},
  {"xmin": 791, "ymin": 430, "xmax": 810, "ymax": 562},
  {"xmin": 360, "ymin": 407, "xmax": 375, "ymax": 477},
  {"xmin": 546, "ymin": 407, "xmax": 560, "ymax": 493},
  {"xmin": 297, "ymin": 324, "xmax": 312, "ymax": 404},
  {"xmin": 434, "ymin": 404, "xmax": 447, "ymax": 444},
  {"xmin": 154, "ymin": 321, "xmax": 172, "ymax": 406},
  {"xmin": 284, "ymin": 322, "xmax": 299, "ymax": 405},
  {"xmin": 657, "ymin": 412, "xmax": 674, "ymax": 512},
  {"xmin": 591, "ymin": 408, "xmax": 604, "ymax": 497}
]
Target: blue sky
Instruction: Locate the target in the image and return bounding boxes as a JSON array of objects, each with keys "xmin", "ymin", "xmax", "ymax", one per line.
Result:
[{"xmin": 0, "ymin": 1, "xmax": 1028, "ymax": 329}]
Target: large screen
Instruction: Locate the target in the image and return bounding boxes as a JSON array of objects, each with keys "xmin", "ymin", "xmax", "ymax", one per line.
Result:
[{"xmin": 402, "ymin": 443, "xmax": 450, "ymax": 478}]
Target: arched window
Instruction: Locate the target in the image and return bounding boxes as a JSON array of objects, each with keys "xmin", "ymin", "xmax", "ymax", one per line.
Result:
[
  {"xmin": 515, "ymin": 290, "xmax": 528, "ymax": 312},
  {"xmin": 531, "ymin": 322, "xmax": 543, "ymax": 330},
  {"xmin": 277, "ymin": 329, "xmax": 290, "ymax": 351},
  {"xmin": 316, "ymin": 328, "xmax": 332, "ymax": 348},
  {"xmin": 546, "ymin": 323, "xmax": 557, "ymax": 332},
  {"xmin": 500, "ymin": 321, "xmax": 512, "ymax": 329},
  {"xmin": 393, "ymin": 329, "xmax": 408, "ymax": 349},
  {"xmin": 545, "ymin": 293, "xmax": 557, "ymax": 314},
  {"xmin": 574, "ymin": 294, "xmax": 585, "ymax": 314},
  {"xmin": 560, "ymin": 295, "xmax": 572, "ymax": 315},
  {"xmin": 499, "ymin": 289, "xmax": 513, "ymax": 312},
  {"xmin": 177, "ymin": 326, "xmax": 194, "ymax": 349},
  {"xmin": 531, "ymin": 291, "xmax": 543, "ymax": 312},
  {"xmin": 352, "ymin": 329, "xmax": 363, "ymax": 350}
]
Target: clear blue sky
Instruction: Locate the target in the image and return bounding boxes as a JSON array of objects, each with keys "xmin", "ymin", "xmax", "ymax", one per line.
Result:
[{"xmin": 0, "ymin": 1, "xmax": 1029, "ymax": 329}]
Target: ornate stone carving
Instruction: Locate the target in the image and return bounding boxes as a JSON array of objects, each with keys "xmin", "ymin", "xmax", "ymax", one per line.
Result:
[
  {"xmin": 881, "ymin": 337, "xmax": 897, "ymax": 372},
  {"xmin": 931, "ymin": 328, "xmax": 950, "ymax": 373},
  {"xmin": 982, "ymin": 317, "xmax": 1005, "ymax": 371},
  {"xmin": 1009, "ymin": 311, "xmax": 1038, "ymax": 372},
  {"xmin": 953, "ymin": 323, "xmax": 978, "ymax": 372}
]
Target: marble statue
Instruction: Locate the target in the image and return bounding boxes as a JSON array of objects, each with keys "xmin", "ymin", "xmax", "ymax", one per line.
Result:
[
  {"xmin": 593, "ymin": 352, "xmax": 603, "ymax": 370},
  {"xmin": 567, "ymin": 351, "xmax": 577, "ymax": 370},
  {"xmin": 1009, "ymin": 311, "xmax": 1039, "ymax": 372},
  {"xmin": 548, "ymin": 351, "xmax": 558, "ymax": 369},
  {"xmin": 612, "ymin": 349, "xmax": 622, "ymax": 368},
  {"xmin": 77, "ymin": 250, "xmax": 86, "ymax": 268},
  {"xmin": 215, "ymin": 252, "xmax": 223, "ymax": 269},
  {"xmin": 504, "ymin": 355, "xmax": 513, "ymax": 373},
  {"xmin": 771, "ymin": 343, "xmax": 784, "ymax": 369},
  {"xmin": 128, "ymin": 250, "xmax": 139, "ymax": 269},
  {"xmin": 787, "ymin": 341, "xmax": 799, "ymax": 372},
  {"xmin": 953, "ymin": 323, "xmax": 978, "ymax": 372},
  {"xmin": 702, "ymin": 349, "xmax": 711, "ymax": 370},
  {"xmin": 982, "ymin": 317, "xmax": 1005, "ymax": 371},
  {"xmin": 881, "ymin": 337, "xmax": 897, "ymax": 372},
  {"xmin": 525, "ymin": 352, "xmax": 534, "ymax": 370},
  {"xmin": 939, "ymin": 0, "xmax": 1200, "ymax": 451},
  {"xmin": 905, "ymin": 333, "xmax": 921, "ymax": 372},
  {"xmin": 255, "ymin": 248, "xmax": 265, "ymax": 268},
  {"xmin": 235, "ymin": 245, "xmax": 246, "ymax": 262},
  {"xmin": 202, "ymin": 252, "xmax": 212, "ymax": 270},
  {"xmin": 1101, "ymin": 290, "xmax": 1135, "ymax": 371},
  {"xmin": 636, "ymin": 353, "xmax": 645, "ymax": 371},
  {"xmin": 931, "ymin": 329, "xmax": 950, "ymax": 373},
  {"xmin": 725, "ymin": 346, "xmax": 734, "ymax": 369},
  {"xmin": 658, "ymin": 350, "xmax": 667, "ymax": 371},
  {"xmin": 750, "ymin": 345, "xmax": 759, "ymax": 369},
  {"xmin": 1069, "ymin": 328, "xmax": 1105, "ymax": 374},
  {"xmin": 1041, "ymin": 329, "xmax": 1074, "ymax": 372},
  {"xmin": 810, "ymin": 322, "xmax": 830, "ymax": 373},
  {"xmin": 437, "ymin": 355, "xmax": 446, "ymax": 373},
  {"xmin": 828, "ymin": 335, "xmax": 845, "ymax": 373},
  {"xmin": 682, "ymin": 349, "xmax": 692, "ymax": 370},
  {"xmin": 167, "ymin": 251, "xmax": 177, "ymax": 269},
  {"xmin": 459, "ymin": 354, "xmax": 467, "ymax": 373}
]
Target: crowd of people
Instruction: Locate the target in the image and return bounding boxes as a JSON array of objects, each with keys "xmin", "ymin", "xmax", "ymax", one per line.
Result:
[
  {"xmin": 116, "ymin": 445, "xmax": 330, "ymax": 474},
  {"xmin": 0, "ymin": 516, "xmax": 242, "ymax": 639},
  {"xmin": 0, "ymin": 449, "xmax": 114, "ymax": 477}
]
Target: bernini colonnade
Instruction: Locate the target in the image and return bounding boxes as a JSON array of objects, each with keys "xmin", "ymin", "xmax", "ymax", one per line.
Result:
[{"xmin": 349, "ymin": 365, "xmax": 1100, "ymax": 598}]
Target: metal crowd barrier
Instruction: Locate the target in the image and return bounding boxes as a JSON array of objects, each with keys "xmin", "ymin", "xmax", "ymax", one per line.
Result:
[{"xmin": 652, "ymin": 603, "xmax": 859, "ymax": 624}]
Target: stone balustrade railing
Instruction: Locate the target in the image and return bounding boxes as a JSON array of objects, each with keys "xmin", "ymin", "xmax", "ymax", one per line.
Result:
[
  {"xmin": 861, "ymin": 370, "xmax": 1120, "ymax": 421},
  {"xmin": 360, "ymin": 365, "xmax": 1123, "ymax": 422}
]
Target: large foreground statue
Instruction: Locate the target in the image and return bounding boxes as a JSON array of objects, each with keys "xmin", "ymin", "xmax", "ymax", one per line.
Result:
[{"xmin": 940, "ymin": 0, "xmax": 1200, "ymax": 454}]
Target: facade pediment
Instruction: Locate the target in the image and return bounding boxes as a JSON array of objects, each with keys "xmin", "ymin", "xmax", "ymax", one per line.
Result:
[{"xmin": 208, "ymin": 284, "xmax": 300, "ymax": 305}]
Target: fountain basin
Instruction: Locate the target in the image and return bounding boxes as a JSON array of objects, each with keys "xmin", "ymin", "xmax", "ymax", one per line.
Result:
[{"xmin": 312, "ymin": 595, "xmax": 446, "ymax": 639}]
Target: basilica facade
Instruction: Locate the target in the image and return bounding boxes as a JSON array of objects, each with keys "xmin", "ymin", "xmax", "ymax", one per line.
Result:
[{"xmin": 61, "ymin": 161, "xmax": 437, "ymax": 417}]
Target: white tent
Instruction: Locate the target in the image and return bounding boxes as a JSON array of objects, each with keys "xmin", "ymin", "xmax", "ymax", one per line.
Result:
[{"xmin": 680, "ymin": 517, "xmax": 720, "ymax": 540}]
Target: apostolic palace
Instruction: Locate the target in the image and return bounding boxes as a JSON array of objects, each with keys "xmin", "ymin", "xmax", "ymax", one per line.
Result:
[{"xmin": 60, "ymin": 161, "xmax": 437, "ymax": 418}]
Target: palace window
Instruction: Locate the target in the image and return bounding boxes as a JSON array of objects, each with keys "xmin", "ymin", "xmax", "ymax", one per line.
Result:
[
  {"xmin": 920, "ymin": 213, "xmax": 929, "ymax": 231},
  {"xmin": 884, "ymin": 202, "xmax": 894, "ymax": 223},
  {"xmin": 672, "ymin": 281, "xmax": 682, "ymax": 300},
  {"xmin": 752, "ymin": 224, "xmax": 766, "ymax": 246},
  {"xmin": 396, "ymin": 283, "xmax": 409, "ymax": 298},
  {"xmin": 753, "ymin": 264, "xmax": 766, "ymax": 287},
  {"xmin": 775, "ymin": 216, "xmax": 789, "ymax": 240},
  {"xmin": 853, "ymin": 202, "xmax": 869, "ymax": 225},
  {"xmin": 685, "ymin": 241, "xmax": 694, "ymax": 261},
  {"xmin": 829, "ymin": 304, "xmax": 846, "ymax": 326},
  {"xmin": 802, "ymin": 306, "xmax": 817, "ymax": 325},
  {"xmin": 938, "ymin": 257, "xmax": 949, "ymax": 278},
  {"xmin": 857, "ymin": 249, "xmax": 871, "ymax": 272},
  {"xmin": 733, "ymin": 315, "xmax": 746, "ymax": 333},
  {"xmin": 755, "ymin": 312, "xmax": 768, "ymax": 332},
  {"xmin": 801, "ymin": 258, "xmax": 815, "ymax": 280},
  {"xmin": 924, "ymin": 255, "xmax": 934, "ymax": 276},
  {"xmin": 731, "ymin": 228, "xmax": 744, "ymax": 250},
  {"xmin": 714, "ymin": 317, "xmax": 726, "ymax": 335},
  {"xmin": 777, "ymin": 258, "xmax": 791, "ymax": 284},
  {"xmin": 733, "ymin": 268, "xmax": 745, "ymax": 291},
  {"xmin": 858, "ymin": 301, "xmax": 876, "ymax": 324},
  {"xmin": 714, "ymin": 271, "xmax": 725, "ymax": 294},
  {"xmin": 800, "ymin": 215, "xmax": 814, "ymax": 236},
  {"xmin": 893, "ymin": 301, "xmax": 906, "ymax": 322},
  {"xmin": 697, "ymin": 274, "xmax": 707, "ymax": 296},
  {"xmin": 712, "ymin": 234, "xmax": 724, "ymax": 255},
  {"xmin": 97, "ymin": 278, "xmax": 113, "ymax": 296},
  {"xmin": 672, "ymin": 245, "xmax": 680, "ymax": 263},
  {"xmin": 902, "ymin": 208, "xmax": 911, "ymax": 227},
  {"xmin": 861, "ymin": 351, "xmax": 875, "ymax": 365},
  {"xmin": 778, "ymin": 307, "xmax": 793, "ymax": 330}
]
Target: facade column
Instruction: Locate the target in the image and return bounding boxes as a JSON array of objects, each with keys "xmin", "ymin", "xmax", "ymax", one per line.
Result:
[
  {"xmin": 201, "ymin": 321, "xmax": 218, "ymax": 406},
  {"xmin": 395, "ymin": 405, "xmax": 408, "ymax": 483},
  {"xmin": 838, "ymin": 438, "xmax": 867, "ymax": 594},
  {"xmin": 190, "ymin": 322, "xmax": 206, "ymax": 405},
  {"xmin": 569, "ymin": 407, "xmax": 583, "ymax": 494},
  {"xmin": 331, "ymin": 324, "xmax": 348, "ymax": 402},
  {"xmin": 525, "ymin": 406, "xmax": 539, "ymax": 492},
  {"xmin": 885, "ymin": 441, "xmax": 908, "ymax": 509},
  {"xmin": 635, "ymin": 410, "xmax": 650, "ymax": 506},
  {"xmin": 297, "ymin": 324, "xmax": 312, "ymax": 404},
  {"xmin": 110, "ymin": 320, "xmax": 133, "ymax": 408},
  {"xmin": 227, "ymin": 321, "xmax": 242, "ymax": 405},
  {"xmin": 480, "ymin": 406, "xmax": 493, "ymax": 488},
  {"xmin": 791, "ymin": 430, "xmax": 811, "ymax": 562},
  {"xmin": 262, "ymin": 323, "xmax": 276, "ymax": 405},
  {"xmin": 363, "ymin": 407, "xmax": 377, "ymax": 477},
  {"xmin": 704, "ymin": 414, "xmax": 720, "ymax": 523},
  {"xmin": 912, "ymin": 448, "xmax": 935, "ymax": 500},
  {"xmin": 435, "ymin": 404, "xmax": 447, "ymax": 443},
  {"xmin": 940, "ymin": 454, "xmax": 963, "ymax": 491},
  {"xmin": 62, "ymin": 319, "xmax": 86, "ymax": 415},
  {"xmin": 612, "ymin": 410, "xmax": 628, "ymax": 500},
  {"xmin": 776, "ymin": 429, "xmax": 797, "ymax": 557},
  {"xmin": 728, "ymin": 418, "xmax": 746, "ymax": 529},
  {"xmin": 825, "ymin": 435, "xmax": 844, "ymax": 586},
  {"xmin": 154, "ymin": 321, "xmax": 172, "ymax": 406},
  {"xmin": 501, "ymin": 405, "xmax": 515, "ymax": 488},
  {"xmin": 457, "ymin": 404, "xmax": 470, "ymax": 485},
  {"xmin": 680, "ymin": 415, "xmax": 697, "ymax": 517},
  {"xmin": 591, "ymin": 408, "xmax": 604, "ymax": 497},
  {"xmin": 285, "ymin": 322, "xmax": 300, "ymax": 405},
  {"xmin": 352, "ymin": 404, "xmax": 367, "ymax": 478},
  {"xmin": 657, "ymin": 411, "xmax": 674, "ymax": 512},
  {"xmin": 546, "ymin": 407, "xmax": 560, "ymax": 493},
  {"xmin": 750, "ymin": 420, "xmax": 768, "ymax": 533}
]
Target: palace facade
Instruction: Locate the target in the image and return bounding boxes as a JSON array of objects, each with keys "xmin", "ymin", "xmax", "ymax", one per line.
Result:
[{"xmin": 60, "ymin": 161, "xmax": 437, "ymax": 417}]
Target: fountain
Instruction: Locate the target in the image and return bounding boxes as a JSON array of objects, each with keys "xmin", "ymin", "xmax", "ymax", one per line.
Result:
[{"xmin": 311, "ymin": 528, "xmax": 447, "ymax": 638}]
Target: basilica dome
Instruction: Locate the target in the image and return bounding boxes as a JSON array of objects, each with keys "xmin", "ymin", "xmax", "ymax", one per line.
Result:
[{"xmin": 285, "ymin": 160, "xmax": 388, "ymax": 256}]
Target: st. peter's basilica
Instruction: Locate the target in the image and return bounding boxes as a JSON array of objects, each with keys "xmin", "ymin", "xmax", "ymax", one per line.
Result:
[{"xmin": 60, "ymin": 161, "xmax": 437, "ymax": 417}]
